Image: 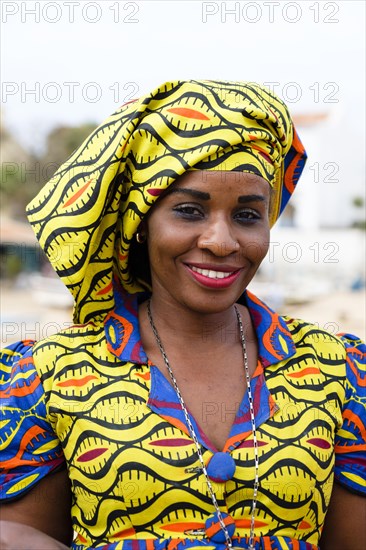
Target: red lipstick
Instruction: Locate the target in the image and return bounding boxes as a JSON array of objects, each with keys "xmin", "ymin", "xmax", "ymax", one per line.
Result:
[{"xmin": 184, "ymin": 264, "xmax": 242, "ymax": 289}]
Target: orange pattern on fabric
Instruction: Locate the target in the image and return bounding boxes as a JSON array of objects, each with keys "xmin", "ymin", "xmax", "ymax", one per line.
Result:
[
  {"xmin": 167, "ymin": 107, "xmax": 210, "ymax": 120},
  {"xmin": 57, "ymin": 375, "xmax": 98, "ymax": 387},
  {"xmin": 63, "ymin": 179, "xmax": 93, "ymax": 208},
  {"xmin": 288, "ymin": 367, "xmax": 320, "ymax": 378}
]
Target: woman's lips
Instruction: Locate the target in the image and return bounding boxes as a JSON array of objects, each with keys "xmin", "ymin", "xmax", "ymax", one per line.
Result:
[{"xmin": 184, "ymin": 264, "xmax": 242, "ymax": 289}]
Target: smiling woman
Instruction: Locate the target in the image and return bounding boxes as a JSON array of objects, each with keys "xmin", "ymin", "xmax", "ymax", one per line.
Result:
[
  {"xmin": 0, "ymin": 80, "xmax": 365, "ymax": 550},
  {"xmin": 143, "ymin": 172, "xmax": 270, "ymax": 315}
]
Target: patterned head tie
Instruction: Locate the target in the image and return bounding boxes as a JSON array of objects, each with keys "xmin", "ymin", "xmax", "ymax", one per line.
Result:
[{"xmin": 27, "ymin": 80, "xmax": 307, "ymax": 323}]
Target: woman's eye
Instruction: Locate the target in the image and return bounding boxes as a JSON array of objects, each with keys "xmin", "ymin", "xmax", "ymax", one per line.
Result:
[
  {"xmin": 173, "ymin": 205, "xmax": 204, "ymax": 218},
  {"xmin": 234, "ymin": 209, "xmax": 261, "ymax": 222}
]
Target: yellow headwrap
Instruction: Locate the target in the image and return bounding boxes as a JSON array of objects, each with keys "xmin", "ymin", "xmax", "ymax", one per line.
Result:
[{"xmin": 27, "ymin": 80, "xmax": 306, "ymax": 323}]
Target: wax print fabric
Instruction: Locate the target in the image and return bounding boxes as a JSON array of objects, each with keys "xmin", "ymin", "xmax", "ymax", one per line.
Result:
[
  {"xmin": 26, "ymin": 80, "xmax": 306, "ymax": 325},
  {"xmin": 1, "ymin": 282, "xmax": 365, "ymax": 550}
]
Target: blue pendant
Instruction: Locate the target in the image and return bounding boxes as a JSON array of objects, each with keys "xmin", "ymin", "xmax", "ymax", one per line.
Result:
[{"xmin": 206, "ymin": 451, "xmax": 236, "ymax": 482}]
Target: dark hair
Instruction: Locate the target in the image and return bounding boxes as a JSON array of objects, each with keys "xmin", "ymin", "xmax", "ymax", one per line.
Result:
[{"xmin": 129, "ymin": 237, "xmax": 151, "ymax": 288}]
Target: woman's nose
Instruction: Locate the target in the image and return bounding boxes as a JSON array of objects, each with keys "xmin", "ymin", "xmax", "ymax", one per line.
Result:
[{"xmin": 197, "ymin": 218, "xmax": 239, "ymax": 256}]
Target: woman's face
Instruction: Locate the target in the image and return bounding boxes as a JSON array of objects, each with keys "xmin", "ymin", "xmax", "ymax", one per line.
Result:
[{"xmin": 145, "ymin": 170, "xmax": 270, "ymax": 314}]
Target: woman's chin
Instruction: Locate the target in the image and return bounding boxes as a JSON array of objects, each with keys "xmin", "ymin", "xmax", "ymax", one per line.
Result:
[{"xmin": 179, "ymin": 291, "xmax": 246, "ymax": 316}]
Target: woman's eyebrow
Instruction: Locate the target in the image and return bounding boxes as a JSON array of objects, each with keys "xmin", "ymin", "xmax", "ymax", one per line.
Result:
[
  {"xmin": 165, "ymin": 188, "xmax": 211, "ymax": 200},
  {"xmin": 238, "ymin": 194, "xmax": 266, "ymax": 203}
]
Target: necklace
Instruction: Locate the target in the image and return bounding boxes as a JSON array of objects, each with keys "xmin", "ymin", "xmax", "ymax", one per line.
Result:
[{"xmin": 147, "ymin": 301, "xmax": 259, "ymax": 550}]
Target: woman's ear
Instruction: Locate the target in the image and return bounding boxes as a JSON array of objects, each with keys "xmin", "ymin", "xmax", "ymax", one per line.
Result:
[{"xmin": 136, "ymin": 221, "xmax": 147, "ymax": 244}]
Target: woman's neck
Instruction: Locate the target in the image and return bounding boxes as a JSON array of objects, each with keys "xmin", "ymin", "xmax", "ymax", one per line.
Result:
[{"xmin": 145, "ymin": 294, "xmax": 243, "ymax": 348}]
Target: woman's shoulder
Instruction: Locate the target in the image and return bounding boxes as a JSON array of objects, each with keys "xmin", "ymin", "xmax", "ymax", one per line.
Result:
[
  {"xmin": 280, "ymin": 313, "xmax": 365, "ymax": 382},
  {"xmin": 25, "ymin": 318, "xmax": 113, "ymax": 384},
  {"xmin": 243, "ymin": 291, "xmax": 364, "ymax": 380},
  {"xmin": 281, "ymin": 313, "xmax": 364, "ymax": 351},
  {"xmin": 1, "ymin": 321, "xmax": 106, "ymax": 370},
  {"xmin": 33, "ymin": 318, "xmax": 105, "ymax": 349}
]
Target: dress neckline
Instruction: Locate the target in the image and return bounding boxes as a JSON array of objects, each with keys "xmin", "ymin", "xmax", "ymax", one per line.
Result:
[{"xmin": 147, "ymin": 360, "xmax": 278, "ymax": 454}]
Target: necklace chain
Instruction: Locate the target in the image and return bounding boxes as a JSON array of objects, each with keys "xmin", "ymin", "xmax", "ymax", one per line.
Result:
[{"xmin": 147, "ymin": 301, "xmax": 259, "ymax": 550}]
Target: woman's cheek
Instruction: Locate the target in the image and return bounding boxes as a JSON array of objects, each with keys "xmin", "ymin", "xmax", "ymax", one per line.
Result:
[{"xmin": 241, "ymin": 229, "xmax": 270, "ymax": 264}]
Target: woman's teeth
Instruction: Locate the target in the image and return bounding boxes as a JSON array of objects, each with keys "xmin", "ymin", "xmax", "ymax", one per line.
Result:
[{"xmin": 190, "ymin": 266, "xmax": 235, "ymax": 279}]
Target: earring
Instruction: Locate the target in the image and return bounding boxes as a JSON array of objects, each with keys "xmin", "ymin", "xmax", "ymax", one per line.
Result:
[{"xmin": 136, "ymin": 231, "xmax": 146, "ymax": 244}]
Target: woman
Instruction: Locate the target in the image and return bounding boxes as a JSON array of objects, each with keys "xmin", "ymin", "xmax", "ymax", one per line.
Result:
[{"xmin": 1, "ymin": 80, "xmax": 365, "ymax": 550}]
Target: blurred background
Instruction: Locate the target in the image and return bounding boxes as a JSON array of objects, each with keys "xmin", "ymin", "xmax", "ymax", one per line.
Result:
[{"xmin": 1, "ymin": 0, "xmax": 365, "ymax": 344}]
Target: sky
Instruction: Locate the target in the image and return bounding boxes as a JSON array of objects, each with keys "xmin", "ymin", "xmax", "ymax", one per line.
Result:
[{"xmin": 1, "ymin": 0, "xmax": 365, "ymax": 155}]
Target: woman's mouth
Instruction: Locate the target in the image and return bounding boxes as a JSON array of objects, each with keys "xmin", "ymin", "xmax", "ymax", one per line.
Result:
[
  {"xmin": 190, "ymin": 266, "xmax": 235, "ymax": 279},
  {"xmin": 185, "ymin": 264, "xmax": 242, "ymax": 289}
]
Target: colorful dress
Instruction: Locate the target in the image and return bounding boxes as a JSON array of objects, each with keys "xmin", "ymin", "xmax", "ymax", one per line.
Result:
[{"xmin": 1, "ymin": 282, "xmax": 365, "ymax": 550}]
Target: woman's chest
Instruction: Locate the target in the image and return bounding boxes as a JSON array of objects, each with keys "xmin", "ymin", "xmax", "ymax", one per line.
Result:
[
  {"xmin": 49, "ymin": 363, "xmax": 341, "ymax": 543},
  {"xmin": 147, "ymin": 330, "xmax": 258, "ymax": 452}
]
